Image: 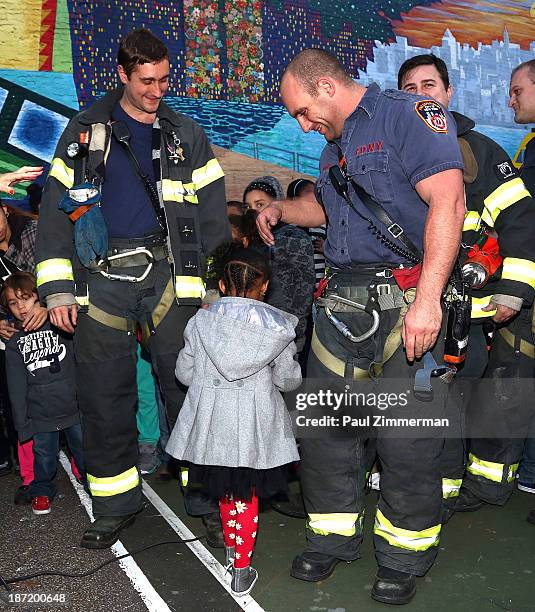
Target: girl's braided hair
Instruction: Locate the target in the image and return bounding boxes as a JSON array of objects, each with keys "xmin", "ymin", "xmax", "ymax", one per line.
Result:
[{"xmin": 209, "ymin": 242, "xmax": 270, "ymax": 298}]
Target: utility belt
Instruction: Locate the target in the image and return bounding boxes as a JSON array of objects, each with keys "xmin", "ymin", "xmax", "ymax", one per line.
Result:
[
  {"xmin": 87, "ymin": 233, "xmax": 169, "ymax": 283},
  {"xmin": 315, "ymin": 265, "xmax": 456, "ymax": 398},
  {"xmin": 316, "ymin": 265, "xmax": 407, "ymax": 346}
]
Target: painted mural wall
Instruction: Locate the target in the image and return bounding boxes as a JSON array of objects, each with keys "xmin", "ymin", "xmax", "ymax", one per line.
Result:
[{"xmin": 0, "ymin": 0, "xmax": 533, "ymax": 196}]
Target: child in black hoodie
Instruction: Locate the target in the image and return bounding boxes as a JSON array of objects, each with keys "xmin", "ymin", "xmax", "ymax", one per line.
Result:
[{"xmin": 2, "ymin": 272, "xmax": 85, "ymax": 515}]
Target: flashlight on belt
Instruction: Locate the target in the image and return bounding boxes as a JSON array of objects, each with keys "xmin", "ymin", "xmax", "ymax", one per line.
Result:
[{"xmin": 462, "ymin": 234, "xmax": 502, "ymax": 289}]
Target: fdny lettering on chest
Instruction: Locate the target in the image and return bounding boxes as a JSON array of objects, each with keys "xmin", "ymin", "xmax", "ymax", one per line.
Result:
[{"xmin": 355, "ymin": 141, "xmax": 383, "ymax": 156}]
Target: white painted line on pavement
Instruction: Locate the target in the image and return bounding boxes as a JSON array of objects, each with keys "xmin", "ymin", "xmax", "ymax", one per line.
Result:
[
  {"xmin": 59, "ymin": 452, "xmax": 171, "ymax": 612},
  {"xmin": 142, "ymin": 480, "xmax": 266, "ymax": 612}
]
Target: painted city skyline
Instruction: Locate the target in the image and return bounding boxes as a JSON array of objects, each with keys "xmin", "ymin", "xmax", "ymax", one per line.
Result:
[{"xmin": 358, "ymin": 28, "xmax": 535, "ymax": 128}]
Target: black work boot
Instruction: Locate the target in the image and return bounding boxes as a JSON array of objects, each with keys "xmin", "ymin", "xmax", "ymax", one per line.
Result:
[
  {"xmin": 455, "ymin": 486, "xmax": 486, "ymax": 512},
  {"xmin": 202, "ymin": 512, "xmax": 225, "ymax": 548},
  {"xmin": 371, "ymin": 566, "xmax": 416, "ymax": 605},
  {"xmin": 231, "ymin": 566, "xmax": 258, "ymax": 596},
  {"xmin": 291, "ymin": 551, "xmax": 345, "ymax": 582},
  {"xmin": 80, "ymin": 513, "xmax": 137, "ymax": 549}
]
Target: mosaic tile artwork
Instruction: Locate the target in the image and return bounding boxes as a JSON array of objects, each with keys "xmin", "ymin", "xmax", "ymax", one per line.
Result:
[{"xmin": 0, "ymin": 1, "xmax": 534, "ymax": 176}]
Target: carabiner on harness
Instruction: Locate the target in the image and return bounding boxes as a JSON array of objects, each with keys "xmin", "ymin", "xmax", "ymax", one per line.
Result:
[
  {"xmin": 324, "ymin": 295, "xmax": 380, "ymax": 343},
  {"xmin": 97, "ymin": 247, "xmax": 154, "ymax": 283}
]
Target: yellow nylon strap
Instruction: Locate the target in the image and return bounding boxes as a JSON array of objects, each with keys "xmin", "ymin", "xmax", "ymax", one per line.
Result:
[
  {"xmin": 481, "ymin": 177, "xmax": 531, "ymax": 226},
  {"xmin": 374, "ymin": 508, "xmax": 441, "ymax": 552},
  {"xmin": 311, "ymin": 328, "xmax": 370, "ymax": 379},
  {"xmin": 139, "ymin": 278, "xmax": 176, "ymax": 349},
  {"xmin": 175, "ymin": 275, "xmax": 206, "ymax": 299},
  {"xmin": 87, "ymin": 302, "xmax": 134, "ymax": 332},
  {"xmin": 35, "ymin": 259, "xmax": 74, "ymax": 287},
  {"xmin": 310, "ymin": 295, "xmax": 408, "ymax": 380},
  {"xmin": 501, "ymin": 257, "xmax": 535, "ymax": 289},
  {"xmin": 191, "ymin": 158, "xmax": 225, "ymax": 191},
  {"xmin": 87, "ymin": 466, "xmax": 139, "ymax": 497},
  {"xmin": 308, "ymin": 513, "xmax": 360, "ymax": 537},
  {"xmin": 498, "ymin": 327, "xmax": 535, "ymax": 359},
  {"xmin": 49, "ymin": 157, "xmax": 74, "ymax": 188},
  {"xmin": 466, "ymin": 452, "xmax": 504, "ymax": 483}
]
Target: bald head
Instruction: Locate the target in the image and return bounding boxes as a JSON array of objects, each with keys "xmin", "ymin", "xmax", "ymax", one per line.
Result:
[
  {"xmin": 280, "ymin": 49, "xmax": 362, "ymax": 140},
  {"xmin": 282, "ymin": 48, "xmax": 354, "ymax": 97}
]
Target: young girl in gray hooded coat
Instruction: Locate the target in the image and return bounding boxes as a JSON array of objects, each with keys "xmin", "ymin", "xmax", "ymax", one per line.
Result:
[{"xmin": 166, "ymin": 244, "xmax": 301, "ymax": 596}]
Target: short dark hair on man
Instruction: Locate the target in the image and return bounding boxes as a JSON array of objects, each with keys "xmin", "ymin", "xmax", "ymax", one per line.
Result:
[
  {"xmin": 397, "ymin": 54, "xmax": 450, "ymax": 90},
  {"xmin": 117, "ymin": 28, "xmax": 169, "ymax": 78},
  {"xmin": 283, "ymin": 49, "xmax": 353, "ymax": 97},
  {"xmin": 512, "ymin": 59, "xmax": 535, "ymax": 82}
]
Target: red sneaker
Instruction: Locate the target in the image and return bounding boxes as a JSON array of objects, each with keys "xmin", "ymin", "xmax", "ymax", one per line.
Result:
[{"xmin": 32, "ymin": 496, "xmax": 51, "ymax": 515}]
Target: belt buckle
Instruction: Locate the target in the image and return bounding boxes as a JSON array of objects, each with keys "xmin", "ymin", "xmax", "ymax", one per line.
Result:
[{"xmin": 376, "ymin": 283, "xmax": 391, "ymax": 296}]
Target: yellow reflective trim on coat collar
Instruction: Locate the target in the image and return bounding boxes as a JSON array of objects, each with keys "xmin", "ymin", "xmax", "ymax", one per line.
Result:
[
  {"xmin": 191, "ymin": 158, "xmax": 224, "ymax": 191},
  {"xmin": 501, "ymin": 257, "xmax": 535, "ymax": 289},
  {"xmin": 49, "ymin": 157, "xmax": 74, "ymax": 189},
  {"xmin": 35, "ymin": 259, "xmax": 74, "ymax": 287},
  {"xmin": 374, "ymin": 508, "xmax": 441, "ymax": 552},
  {"xmin": 482, "ymin": 177, "xmax": 531, "ymax": 225},
  {"xmin": 87, "ymin": 466, "xmax": 139, "ymax": 497}
]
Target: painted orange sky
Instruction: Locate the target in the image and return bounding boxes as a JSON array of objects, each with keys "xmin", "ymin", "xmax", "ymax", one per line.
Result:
[{"xmin": 390, "ymin": 0, "xmax": 535, "ymax": 50}]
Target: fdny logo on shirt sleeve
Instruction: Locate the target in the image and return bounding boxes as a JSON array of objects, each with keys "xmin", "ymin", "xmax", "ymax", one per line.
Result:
[{"xmin": 414, "ymin": 100, "xmax": 449, "ymax": 133}]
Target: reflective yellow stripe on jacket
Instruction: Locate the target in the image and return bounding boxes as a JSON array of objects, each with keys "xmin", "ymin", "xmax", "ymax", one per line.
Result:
[
  {"xmin": 162, "ymin": 179, "xmax": 198, "ymax": 204},
  {"xmin": 471, "ymin": 295, "xmax": 496, "ymax": 319},
  {"xmin": 481, "ymin": 177, "xmax": 531, "ymax": 227},
  {"xmin": 162, "ymin": 159, "xmax": 224, "ymax": 205},
  {"xmin": 308, "ymin": 513, "xmax": 362, "ymax": 537},
  {"xmin": 191, "ymin": 158, "xmax": 224, "ymax": 191},
  {"xmin": 87, "ymin": 466, "xmax": 139, "ymax": 497},
  {"xmin": 374, "ymin": 508, "xmax": 441, "ymax": 552},
  {"xmin": 35, "ymin": 259, "xmax": 74, "ymax": 287},
  {"xmin": 501, "ymin": 257, "xmax": 535, "ymax": 289},
  {"xmin": 49, "ymin": 157, "xmax": 74, "ymax": 189},
  {"xmin": 467, "ymin": 453, "xmax": 519, "ymax": 483},
  {"xmin": 442, "ymin": 478, "xmax": 463, "ymax": 499},
  {"xmin": 463, "ymin": 210, "xmax": 482, "ymax": 232},
  {"xmin": 175, "ymin": 275, "xmax": 206, "ymax": 300}
]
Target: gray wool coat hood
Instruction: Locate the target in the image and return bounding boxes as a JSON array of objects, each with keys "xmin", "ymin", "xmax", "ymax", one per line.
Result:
[{"xmin": 166, "ymin": 297, "xmax": 301, "ymax": 470}]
